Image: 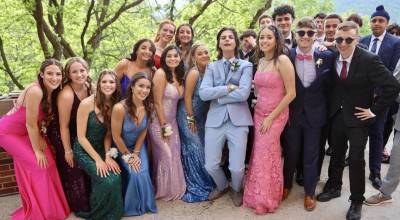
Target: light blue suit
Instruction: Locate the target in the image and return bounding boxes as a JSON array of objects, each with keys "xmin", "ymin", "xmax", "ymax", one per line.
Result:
[{"xmin": 199, "ymin": 58, "xmax": 253, "ymax": 192}]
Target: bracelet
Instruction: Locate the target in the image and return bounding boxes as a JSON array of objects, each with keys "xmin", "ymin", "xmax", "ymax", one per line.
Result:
[
  {"xmin": 65, "ymin": 150, "xmax": 73, "ymax": 154},
  {"xmin": 186, "ymin": 115, "xmax": 195, "ymax": 124},
  {"xmin": 106, "ymin": 148, "xmax": 118, "ymax": 159},
  {"xmin": 133, "ymin": 150, "xmax": 140, "ymax": 154},
  {"xmin": 161, "ymin": 123, "xmax": 173, "ymax": 137},
  {"xmin": 121, "ymin": 153, "xmax": 133, "ymax": 163}
]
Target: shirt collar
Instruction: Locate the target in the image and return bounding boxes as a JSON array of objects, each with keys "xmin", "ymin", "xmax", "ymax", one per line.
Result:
[
  {"xmin": 338, "ymin": 47, "xmax": 356, "ymax": 63},
  {"xmin": 222, "ymin": 57, "xmax": 236, "ymax": 63},
  {"xmin": 296, "ymin": 47, "xmax": 315, "ymax": 56},
  {"xmin": 285, "ymin": 31, "xmax": 292, "ymax": 40},
  {"xmin": 372, "ymin": 31, "xmax": 386, "ymax": 42}
]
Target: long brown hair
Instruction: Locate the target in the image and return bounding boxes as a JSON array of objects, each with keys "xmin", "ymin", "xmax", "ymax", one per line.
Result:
[
  {"xmin": 37, "ymin": 59, "xmax": 64, "ymax": 122},
  {"xmin": 125, "ymin": 72, "xmax": 153, "ymax": 123},
  {"xmin": 216, "ymin": 27, "xmax": 240, "ymax": 60},
  {"xmin": 63, "ymin": 57, "xmax": 93, "ymax": 94},
  {"xmin": 256, "ymin": 25, "xmax": 288, "ymax": 65},
  {"xmin": 127, "ymin": 39, "xmax": 156, "ymax": 70},
  {"xmin": 95, "ymin": 70, "xmax": 121, "ymax": 130}
]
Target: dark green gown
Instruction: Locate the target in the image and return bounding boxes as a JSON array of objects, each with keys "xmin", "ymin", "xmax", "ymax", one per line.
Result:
[{"xmin": 73, "ymin": 111, "xmax": 123, "ymax": 220}]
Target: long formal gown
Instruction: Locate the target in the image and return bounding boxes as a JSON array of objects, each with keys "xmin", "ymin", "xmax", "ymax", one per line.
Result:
[
  {"xmin": 176, "ymin": 74, "xmax": 215, "ymax": 202},
  {"xmin": 119, "ymin": 111, "xmax": 157, "ymax": 216},
  {"xmin": 47, "ymin": 87, "xmax": 90, "ymax": 212},
  {"xmin": 243, "ymin": 71, "xmax": 289, "ymax": 214},
  {"xmin": 73, "ymin": 111, "xmax": 123, "ymax": 220},
  {"xmin": 0, "ymin": 86, "xmax": 70, "ymax": 220},
  {"xmin": 148, "ymin": 83, "xmax": 186, "ymax": 200},
  {"xmin": 120, "ymin": 74, "xmax": 131, "ymax": 97}
]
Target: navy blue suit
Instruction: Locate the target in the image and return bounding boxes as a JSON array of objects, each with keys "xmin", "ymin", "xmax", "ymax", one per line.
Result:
[
  {"xmin": 282, "ymin": 48, "xmax": 335, "ymax": 195},
  {"xmin": 360, "ymin": 33, "xmax": 400, "ymax": 178}
]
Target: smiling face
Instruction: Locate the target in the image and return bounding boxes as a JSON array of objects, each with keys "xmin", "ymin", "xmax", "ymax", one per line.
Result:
[
  {"xmin": 335, "ymin": 28, "xmax": 358, "ymax": 58},
  {"xmin": 165, "ymin": 48, "xmax": 181, "ymax": 69},
  {"xmin": 40, "ymin": 64, "xmax": 63, "ymax": 91},
  {"xmin": 370, "ymin": 16, "xmax": 389, "ymax": 37},
  {"xmin": 275, "ymin": 13, "xmax": 294, "ymax": 37},
  {"xmin": 68, "ymin": 62, "xmax": 88, "ymax": 86},
  {"xmin": 136, "ymin": 41, "xmax": 154, "ymax": 62},
  {"xmin": 218, "ymin": 30, "xmax": 236, "ymax": 53},
  {"xmin": 159, "ymin": 23, "xmax": 175, "ymax": 43},
  {"xmin": 132, "ymin": 78, "xmax": 151, "ymax": 101},
  {"xmin": 99, "ymin": 73, "xmax": 117, "ymax": 96},
  {"xmin": 177, "ymin": 25, "xmax": 192, "ymax": 45},
  {"xmin": 193, "ymin": 45, "xmax": 210, "ymax": 68},
  {"xmin": 258, "ymin": 28, "xmax": 277, "ymax": 54},
  {"xmin": 296, "ymin": 27, "xmax": 316, "ymax": 52},
  {"xmin": 324, "ymin": 18, "xmax": 341, "ymax": 42}
]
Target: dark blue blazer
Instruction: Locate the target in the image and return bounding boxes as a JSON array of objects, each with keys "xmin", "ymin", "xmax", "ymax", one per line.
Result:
[
  {"xmin": 360, "ymin": 33, "xmax": 400, "ymax": 72},
  {"xmin": 288, "ymin": 48, "xmax": 335, "ymax": 127}
]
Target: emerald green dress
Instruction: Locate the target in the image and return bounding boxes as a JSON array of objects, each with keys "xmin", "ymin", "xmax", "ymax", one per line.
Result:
[{"xmin": 74, "ymin": 111, "xmax": 123, "ymax": 220}]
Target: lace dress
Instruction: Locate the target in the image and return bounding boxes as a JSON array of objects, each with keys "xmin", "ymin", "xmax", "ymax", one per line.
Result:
[{"xmin": 243, "ymin": 71, "xmax": 288, "ymax": 214}]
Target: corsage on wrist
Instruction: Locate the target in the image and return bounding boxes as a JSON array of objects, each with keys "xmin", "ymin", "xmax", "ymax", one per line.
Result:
[
  {"xmin": 121, "ymin": 153, "xmax": 133, "ymax": 163},
  {"xmin": 106, "ymin": 147, "xmax": 118, "ymax": 159},
  {"xmin": 186, "ymin": 115, "xmax": 195, "ymax": 125},
  {"xmin": 161, "ymin": 123, "xmax": 173, "ymax": 137}
]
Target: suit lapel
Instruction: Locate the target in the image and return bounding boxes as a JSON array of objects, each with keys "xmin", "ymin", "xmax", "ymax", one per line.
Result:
[
  {"xmin": 346, "ymin": 47, "xmax": 361, "ymax": 81},
  {"xmin": 225, "ymin": 58, "xmax": 236, "ymax": 83},
  {"xmin": 217, "ymin": 60, "xmax": 226, "ymax": 83}
]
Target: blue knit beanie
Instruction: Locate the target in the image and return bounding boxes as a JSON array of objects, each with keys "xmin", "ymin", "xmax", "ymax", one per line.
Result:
[{"xmin": 371, "ymin": 5, "xmax": 390, "ymax": 21}]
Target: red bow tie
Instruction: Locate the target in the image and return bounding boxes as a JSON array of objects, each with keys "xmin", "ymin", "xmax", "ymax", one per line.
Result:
[{"xmin": 296, "ymin": 54, "xmax": 313, "ymax": 61}]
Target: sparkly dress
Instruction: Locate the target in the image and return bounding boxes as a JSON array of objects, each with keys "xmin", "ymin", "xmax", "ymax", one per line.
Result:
[
  {"xmin": 73, "ymin": 111, "xmax": 123, "ymax": 220},
  {"xmin": 148, "ymin": 83, "xmax": 186, "ymax": 200},
  {"xmin": 243, "ymin": 71, "xmax": 288, "ymax": 214},
  {"xmin": 176, "ymin": 73, "xmax": 215, "ymax": 202},
  {"xmin": 118, "ymin": 111, "xmax": 157, "ymax": 216},
  {"xmin": 0, "ymin": 84, "xmax": 70, "ymax": 220},
  {"xmin": 47, "ymin": 88, "xmax": 90, "ymax": 212}
]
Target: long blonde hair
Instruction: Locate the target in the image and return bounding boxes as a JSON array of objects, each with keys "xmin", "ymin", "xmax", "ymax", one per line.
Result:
[{"xmin": 154, "ymin": 20, "xmax": 176, "ymax": 43}]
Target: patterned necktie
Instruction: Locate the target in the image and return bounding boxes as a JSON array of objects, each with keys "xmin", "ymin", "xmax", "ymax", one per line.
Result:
[
  {"xmin": 340, "ymin": 61, "xmax": 347, "ymax": 80},
  {"xmin": 224, "ymin": 61, "xmax": 231, "ymax": 77},
  {"xmin": 370, "ymin": 38, "xmax": 379, "ymax": 54},
  {"xmin": 296, "ymin": 54, "xmax": 313, "ymax": 61}
]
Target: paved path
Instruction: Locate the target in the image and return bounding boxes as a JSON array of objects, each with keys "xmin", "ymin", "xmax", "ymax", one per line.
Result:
[{"xmin": 1, "ymin": 143, "xmax": 399, "ymax": 220}]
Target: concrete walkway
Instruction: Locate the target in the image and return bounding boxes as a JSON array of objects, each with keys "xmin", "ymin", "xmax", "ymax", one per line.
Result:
[{"xmin": 1, "ymin": 145, "xmax": 399, "ymax": 220}]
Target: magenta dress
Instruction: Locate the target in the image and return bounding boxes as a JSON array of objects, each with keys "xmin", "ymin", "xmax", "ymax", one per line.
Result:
[
  {"xmin": 0, "ymin": 88, "xmax": 70, "ymax": 220},
  {"xmin": 243, "ymin": 71, "xmax": 289, "ymax": 214},
  {"xmin": 148, "ymin": 83, "xmax": 186, "ymax": 200}
]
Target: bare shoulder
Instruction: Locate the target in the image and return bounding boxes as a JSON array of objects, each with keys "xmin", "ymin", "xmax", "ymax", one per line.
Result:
[
  {"xmin": 277, "ymin": 54, "xmax": 291, "ymax": 64},
  {"xmin": 153, "ymin": 68, "xmax": 167, "ymax": 80},
  {"xmin": 80, "ymin": 95, "xmax": 95, "ymax": 110},
  {"xmin": 59, "ymin": 85, "xmax": 74, "ymax": 101},
  {"xmin": 113, "ymin": 101, "xmax": 126, "ymax": 113}
]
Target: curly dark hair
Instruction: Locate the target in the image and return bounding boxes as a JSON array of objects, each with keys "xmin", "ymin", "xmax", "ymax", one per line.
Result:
[
  {"xmin": 95, "ymin": 70, "xmax": 122, "ymax": 130},
  {"xmin": 387, "ymin": 23, "xmax": 400, "ymax": 36},
  {"xmin": 127, "ymin": 39, "xmax": 156, "ymax": 70},
  {"xmin": 272, "ymin": 4, "xmax": 295, "ymax": 21},
  {"xmin": 216, "ymin": 27, "xmax": 240, "ymax": 60},
  {"xmin": 160, "ymin": 45, "xmax": 185, "ymax": 85},
  {"xmin": 124, "ymin": 72, "xmax": 154, "ymax": 124},
  {"xmin": 256, "ymin": 25, "xmax": 288, "ymax": 65}
]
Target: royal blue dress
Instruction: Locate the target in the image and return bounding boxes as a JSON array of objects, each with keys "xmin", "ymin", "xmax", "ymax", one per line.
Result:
[
  {"xmin": 120, "ymin": 74, "xmax": 130, "ymax": 98},
  {"xmin": 119, "ymin": 112, "xmax": 157, "ymax": 216},
  {"xmin": 177, "ymin": 74, "xmax": 215, "ymax": 202}
]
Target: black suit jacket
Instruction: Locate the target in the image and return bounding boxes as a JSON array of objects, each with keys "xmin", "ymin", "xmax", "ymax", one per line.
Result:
[{"xmin": 329, "ymin": 46, "xmax": 400, "ymax": 127}]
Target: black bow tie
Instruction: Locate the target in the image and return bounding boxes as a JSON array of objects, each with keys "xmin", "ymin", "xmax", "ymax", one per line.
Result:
[{"xmin": 285, "ymin": 39, "xmax": 291, "ymax": 45}]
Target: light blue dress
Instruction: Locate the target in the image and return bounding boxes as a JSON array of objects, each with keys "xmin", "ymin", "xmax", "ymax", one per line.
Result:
[
  {"xmin": 177, "ymin": 74, "xmax": 215, "ymax": 202},
  {"xmin": 119, "ymin": 112, "xmax": 157, "ymax": 216}
]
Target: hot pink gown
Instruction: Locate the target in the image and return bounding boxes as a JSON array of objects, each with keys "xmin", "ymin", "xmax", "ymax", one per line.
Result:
[
  {"xmin": 0, "ymin": 87, "xmax": 70, "ymax": 220},
  {"xmin": 243, "ymin": 71, "xmax": 288, "ymax": 214}
]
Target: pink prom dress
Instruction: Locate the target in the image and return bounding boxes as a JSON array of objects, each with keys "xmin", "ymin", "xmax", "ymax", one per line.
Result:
[
  {"xmin": 243, "ymin": 71, "xmax": 289, "ymax": 214},
  {"xmin": 0, "ymin": 85, "xmax": 70, "ymax": 220}
]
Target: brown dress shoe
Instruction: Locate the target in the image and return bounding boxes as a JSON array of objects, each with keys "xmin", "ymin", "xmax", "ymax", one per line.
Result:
[
  {"xmin": 304, "ymin": 195, "xmax": 316, "ymax": 211},
  {"xmin": 282, "ymin": 188, "xmax": 290, "ymax": 200}
]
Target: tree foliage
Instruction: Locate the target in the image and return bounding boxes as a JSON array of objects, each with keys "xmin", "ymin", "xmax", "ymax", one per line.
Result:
[{"xmin": 0, "ymin": 0, "xmax": 337, "ymax": 93}]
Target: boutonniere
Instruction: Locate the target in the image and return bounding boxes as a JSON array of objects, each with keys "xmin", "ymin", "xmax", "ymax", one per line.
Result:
[
  {"xmin": 316, "ymin": 58, "xmax": 323, "ymax": 68},
  {"xmin": 230, "ymin": 60, "xmax": 240, "ymax": 72}
]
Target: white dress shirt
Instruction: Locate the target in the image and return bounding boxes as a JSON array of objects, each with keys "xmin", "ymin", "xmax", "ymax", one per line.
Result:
[{"xmin": 368, "ymin": 31, "xmax": 386, "ymax": 54}]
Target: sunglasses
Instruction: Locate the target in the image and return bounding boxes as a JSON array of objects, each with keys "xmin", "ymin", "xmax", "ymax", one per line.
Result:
[
  {"xmin": 335, "ymin": 37, "xmax": 355, "ymax": 44},
  {"xmin": 296, "ymin": 30, "xmax": 316, "ymax": 37}
]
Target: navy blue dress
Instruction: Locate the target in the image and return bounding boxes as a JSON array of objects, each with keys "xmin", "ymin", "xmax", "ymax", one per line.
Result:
[
  {"xmin": 177, "ymin": 74, "xmax": 215, "ymax": 202},
  {"xmin": 119, "ymin": 112, "xmax": 157, "ymax": 216}
]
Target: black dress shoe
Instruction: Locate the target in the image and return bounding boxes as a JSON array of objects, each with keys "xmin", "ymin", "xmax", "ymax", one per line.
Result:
[
  {"xmin": 369, "ymin": 174, "xmax": 382, "ymax": 190},
  {"xmin": 344, "ymin": 156, "xmax": 349, "ymax": 167},
  {"xmin": 325, "ymin": 146, "xmax": 333, "ymax": 156},
  {"xmin": 316, "ymin": 188, "xmax": 341, "ymax": 202},
  {"xmin": 296, "ymin": 173, "xmax": 304, "ymax": 186},
  {"xmin": 346, "ymin": 203, "xmax": 362, "ymax": 220}
]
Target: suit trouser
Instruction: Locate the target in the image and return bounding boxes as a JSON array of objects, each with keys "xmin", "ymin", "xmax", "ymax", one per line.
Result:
[
  {"xmin": 380, "ymin": 129, "xmax": 400, "ymax": 196},
  {"xmin": 383, "ymin": 103, "xmax": 398, "ymax": 148},
  {"xmin": 204, "ymin": 120, "xmax": 248, "ymax": 192},
  {"xmin": 328, "ymin": 111, "xmax": 368, "ymax": 203},
  {"xmin": 283, "ymin": 122, "xmax": 321, "ymax": 195},
  {"xmin": 369, "ymin": 108, "xmax": 389, "ymax": 176}
]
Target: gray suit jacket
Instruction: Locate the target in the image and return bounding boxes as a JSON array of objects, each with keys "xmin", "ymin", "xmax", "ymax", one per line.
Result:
[{"xmin": 199, "ymin": 58, "xmax": 253, "ymax": 127}]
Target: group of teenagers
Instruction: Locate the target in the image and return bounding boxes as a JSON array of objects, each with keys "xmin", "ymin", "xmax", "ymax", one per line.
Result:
[{"xmin": 2, "ymin": 3, "xmax": 400, "ymax": 220}]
